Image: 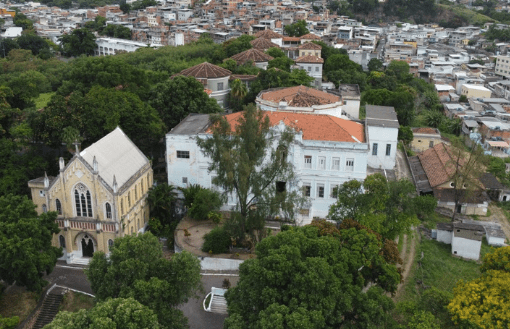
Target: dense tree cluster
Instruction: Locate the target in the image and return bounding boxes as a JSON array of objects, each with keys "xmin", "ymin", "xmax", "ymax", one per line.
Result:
[
  {"xmin": 329, "ymin": 173, "xmax": 436, "ymax": 240},
  {"xmin": 86, "ymin": 233, "xmax": 202, "ymax": 329},
  {"xmin": 224, "ymin": 224, "xmax": 400, "ymax": 328},
  {"xmin": 0, "ymin": 194, "xmax": 61, "ymax": 292}
]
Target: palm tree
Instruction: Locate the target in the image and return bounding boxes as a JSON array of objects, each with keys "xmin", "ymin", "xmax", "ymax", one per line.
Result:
[
  {"xmin": 423, "ymin": 110, "xmax": 444, "ymax": 128},
  {"xmin": 229, "ymin": 79, "xmax": 247, "ymax": 112},
  {"xmin": 147, "ymin": 183, "xmax": 178, "ymax": 226}
]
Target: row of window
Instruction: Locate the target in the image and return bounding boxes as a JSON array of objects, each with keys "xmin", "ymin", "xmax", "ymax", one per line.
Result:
[
  {"xmin": 372, "ymin": 143, "xmax": 392, "ymax": 156},
  {"xmin": 120, "ymin": 174, "xmax": 150, "ymax": 216},
  {"xmin": 302, "ymin": 182, "xmax": 342, "ymax": 199},
  {"xmin": 303, "ymin": 155, "xmax": 354, "ymax": 171}
]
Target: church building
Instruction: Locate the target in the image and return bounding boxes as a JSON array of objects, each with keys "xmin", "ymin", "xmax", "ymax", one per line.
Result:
[{"xmin": 28, "ymin": 127, "xmax": 153, "ymax": 265}]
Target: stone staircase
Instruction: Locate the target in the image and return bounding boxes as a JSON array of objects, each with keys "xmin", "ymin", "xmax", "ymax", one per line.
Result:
[
  {"xmin": 32, "ymin": 291, "xmax": 64, "ymax": 329},
  {"xmin": 71, "ymin": 257, "xmax": 91, "ymax": 266},
  {"xmin": 210, "ymin": 295, "xmax": 228, "ymax": 314}
]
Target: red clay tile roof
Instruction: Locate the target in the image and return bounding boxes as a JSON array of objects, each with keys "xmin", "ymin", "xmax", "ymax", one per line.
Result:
[
  {"xmin": 417, "ymin": 143, "xmax": 465, "ymax": 187},
  {"xmin": 259, "ymin": 85, "xmax": 340, "ymax": 106},
  {"xmin": 179, "ymin": 62, "xmax": 231, "ymax": 78},
  {"xmin": 229, "ymin": 48, "xmax": 273, "ymax": 65},
  {"xmin": 283, "ymin": 37, "xmax": 301, "ymax": 42},
  {"xmin": 216, "ymin": 111, "xmax": 364, "ymax": 143},
  {"xmin": 250, "ymin": 38, "xmax": 279, "ymax": 50},
  {"xmin": 295, "ymin": 55, "xmax": 324, "ymax": 63},
  {"xmin": 300, "ymin": 33, "xmax": 322, "ymax": 40},
  {"xmin": 230, "ymin": 74, "xmax": 258, "ymax": 81},
  {"xmin": 412, "ymin": 127, "xmax": 440, "ymax": 134},
  {"xmin": 298, "ymin": 42, "xmax": 322, "ymax": 50},
  {"xmin": 254, "ymin": 30, "xmax": 283, "ymax": 39}
]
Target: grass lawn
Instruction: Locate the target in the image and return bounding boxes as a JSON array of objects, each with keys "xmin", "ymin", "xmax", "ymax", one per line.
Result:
[
  {"xmin": 0, "ymin": 285, "xmax": 39, "ymax": 323},
  {"xmin": 60, "ymin": 291, "xmax": 95, "ymax": 313},
  {"xmin": 34, "ymin": 92, "xmax": 55, "ymax": 109},
  {"xmin": 397, "ymin": 234, "xmax": 493, "ymax": 303}
]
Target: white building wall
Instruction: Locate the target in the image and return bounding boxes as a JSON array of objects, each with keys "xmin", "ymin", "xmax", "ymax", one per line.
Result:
[
  {"xmin": 487, "ymin": 235, "xmax": 505, "ymax": 246},
  {"xmin": 451, "ymin": 236, "xmax": 481, "ymax": 260},
  {"xmin": 366, "ymin": 125, "xmax": 398, "ymax": 170},
  {"xmin": 342, "ymin": 99, "xmax": 360, "ymax": 119},
  {"xmin": 437, "ymin": 230, "xmax": 452, "ymax": 244},
  {"xmin": 166, "ymin": 127, "xmax": 369, "ymax": 225}
]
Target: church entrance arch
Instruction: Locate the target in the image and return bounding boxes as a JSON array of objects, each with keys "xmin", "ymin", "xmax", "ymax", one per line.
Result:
[{"xmin": 75, "ymin": 233, "xmax": 96, "ymax": 258}]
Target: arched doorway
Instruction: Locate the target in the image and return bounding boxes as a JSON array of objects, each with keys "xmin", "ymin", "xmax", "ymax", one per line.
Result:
[{"xmin": 75, "ymin": 233, "xmax": 96, "ymax": 258}]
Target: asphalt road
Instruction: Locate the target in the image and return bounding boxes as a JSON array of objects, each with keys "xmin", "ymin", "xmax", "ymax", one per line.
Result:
[{"xmin": 44, "ymin": 262, "xmax": 238, "ymax": 329}]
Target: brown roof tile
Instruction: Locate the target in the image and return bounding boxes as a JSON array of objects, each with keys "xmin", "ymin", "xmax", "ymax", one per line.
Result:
[
  {"xmin": 254, "ymin": 30, "xmax": 283, "ymax": 39},
  {"xmin": 283, "ymin": 36, "xmax": 301, "ymax": 42},
  {"xmin": 300, "ymin": 33, "xmax": 322, "ymax": 40},
  {"xmin": 298, "ymin": 42, "xmax": 322, "ymax": 50},
  {"xmin": 250, "ymin": 38, "xmax": 279, "ymax": 50},
  {"xmin": 412, "ymin": 127, "xmax": 440, "ymax": 134},
  {"xmin": 215, "ymin": 111, "xmax": 364, "ymax": 143},
  {"xmin": 417, "ymin": 143, "xmax": 468, "ymax": 187},
  {"xmin": 259, "ymin": 85, "xmax": 340, "ymax": 106},
  {"xmin": 295, "ymin": 55, "xmax": 324, "ymax": 63},
  {"xmin": 230, "ymin": 74, "xmax": 258, "ymax": 81},
  {"xmin": 229, "ymin": 48, "xmax": 273, "ymax": 65},
  {"xmin": 179, "ymin": 62, "xmax": 231, "ymax": 78}
]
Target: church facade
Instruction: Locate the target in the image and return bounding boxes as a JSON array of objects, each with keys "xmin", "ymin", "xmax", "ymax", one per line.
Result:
[{"xmin": 28, "ymin": 127, "xmax": 153, "ymax": 265}]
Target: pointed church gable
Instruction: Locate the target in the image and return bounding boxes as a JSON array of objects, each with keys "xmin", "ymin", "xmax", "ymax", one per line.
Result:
[{"xmin": 79, "ymin": 127, "xmax": 149, "ymax": 191}]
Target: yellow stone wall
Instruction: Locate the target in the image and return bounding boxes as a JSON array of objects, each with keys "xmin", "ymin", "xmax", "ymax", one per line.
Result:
[
  {"xmin": 411, "ymin": 136, "xmax": 443, "ymax": 152},
  {"xmin": 29, "ymin": 156, "xmax": 153, "ymax": 256}
]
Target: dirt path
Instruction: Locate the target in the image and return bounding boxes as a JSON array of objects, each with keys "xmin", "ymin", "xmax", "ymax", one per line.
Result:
[
  {"xmin": 393, "ymin": 227, "xmax": 418, "ymax": 301},
  {"xmin": 481, "ymin": 204, "xmax": 510, "ymax": 243},
  {"xmin": 392, "ymin": 147, "xmax": 418, "ymax": 300}
]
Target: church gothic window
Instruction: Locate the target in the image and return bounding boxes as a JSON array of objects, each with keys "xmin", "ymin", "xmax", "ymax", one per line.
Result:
[
  {"xmin": 56, "ymin": 199, "xmax": 62, "ymax": 215},
  {"xmin": 105, "ymin": 202, "xmax": 112, "ymax": 219},
  {"xmin": 74, "ymin": 184, "xmax": 92, "ymax": 217}
]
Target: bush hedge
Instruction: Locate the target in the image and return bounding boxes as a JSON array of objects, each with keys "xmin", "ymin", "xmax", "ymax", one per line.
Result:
[{"xmin": 202, "ymin": 226, "xmax": 231, "ymax": 254}]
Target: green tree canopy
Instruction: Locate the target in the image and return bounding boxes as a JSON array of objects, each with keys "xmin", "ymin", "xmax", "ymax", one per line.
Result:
[
  {"xmin": 368, "ymin": 58, "xmax": 383, "ymax": 72},
  {"xmin": 267, "ymin": 56, "xmax": 294, "ymax": 72},
  {"xmin": 224, "ymin": 225, "xmax": 398, "ymax": 329},
  {"xmin": 13, "ymin": 13, "xmax": 33, "ymax": 31},
  {"xmin": 59, "ymin": 28, "xmax": 96, "ymax": 57},
  {"xmin": 265, "ymin": 47, "xmax": 286, "ymax": 58},
  {"xmin": 328, "ymin": 174, "xmax": 432, "ymax": 240},
  {"xmin": 284, "ymin": 20, "xmax": 309, "ymax": 37},
  {"xmin": 16, "ymin": 32, "xmax": 51, "ymax": 57},
  {"xmin": 197, "ymin": 105, "xmax": 302, "ymax": 242},
  {"xmin": 148, "ymin": 75, "xmax": 222, "ymax": 131},
  {"xmin": 0, "ymin": 194, "xmax": 61, "ymax": 292},
  {"xmin": 45, "ymin": 297, "xmax": 161, "ymax": 329},
  {"xmin": 86, "ymin": 233, "xmax": 202, "ymax": 329},
  {"xmin": 223, "ymin": 35, "xmax": 255, "ymax": 58}
]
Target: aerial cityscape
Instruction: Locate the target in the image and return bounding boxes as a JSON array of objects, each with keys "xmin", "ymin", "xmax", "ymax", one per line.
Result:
[{"xmin": 0, "ymin": 0, "xmax": 510, "ymax": 327}]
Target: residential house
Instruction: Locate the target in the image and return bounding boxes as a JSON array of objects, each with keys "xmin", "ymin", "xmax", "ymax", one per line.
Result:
[
  {"xmin": 461, "ymin": 84, "xmax": 492, "ymax": 99},
  {"xmin": 28, "ymin": 128, "xmax": 153, "ymax": 265},
  {"xmin": 411, "ymin": 143, "xmax": 489, "ymax": 215},
  {"xmin": 229, "ymin": 48, "xmax": 273, "ymax": 69},
  {"xmin": 176, "ymin": 62, "xmax": 231, "ymax": 107},
  {"xmin": 411, "ymin": 127, "xmax": 443, "ymax": 152},
  {"xmin": 293, "ymin": 55, "xmax": 323, "ymax": 88},
  {"xmin": 365, "ymin": 105, "xmax": 399, "ymax": 170}
]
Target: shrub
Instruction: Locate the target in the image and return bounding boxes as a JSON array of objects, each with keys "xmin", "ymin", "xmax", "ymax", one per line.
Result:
[
  {"xmin": 202, "ymin": 226, "xmax": 231, "ymax": 254},
  {"xmin": 189, "ymin": 188, "xmax": 224, "ymax": 220},
  {"xmin": 179, "ymin": 184, "xmax": 204, "ymax": 208},
  {"xmin": 207, "ymin": 211, "xmax": 222, "ymax": 224},
  {"xmin": 0, "ymin": 315, "xmax": 19, "ymax": 329}
]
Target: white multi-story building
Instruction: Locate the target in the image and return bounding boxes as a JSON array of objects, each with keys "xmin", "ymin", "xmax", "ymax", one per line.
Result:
[
  {"xmin": 365, "ymin": 105, "xmax": 399, "ymax": 170},
  {"xmin": 166, "ymin": 107, "xmax": 399, "ymax": 223},
  {"xmin": 95, "ymin": 37, "xmax": 147, "ymax": 56},
  {"xmin": 495, "ymin": 55, "xmax": 510, "ymax": 79}
]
